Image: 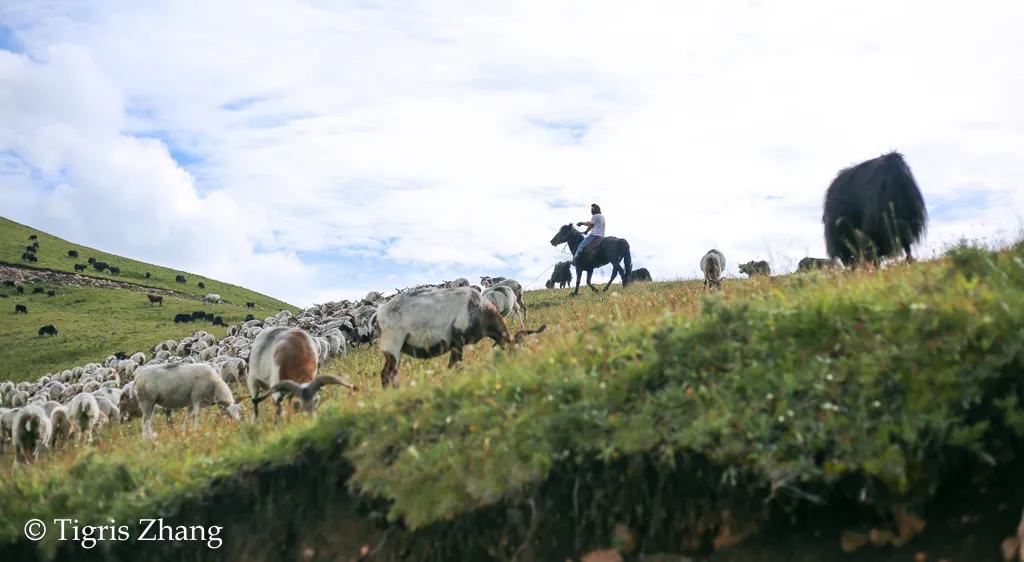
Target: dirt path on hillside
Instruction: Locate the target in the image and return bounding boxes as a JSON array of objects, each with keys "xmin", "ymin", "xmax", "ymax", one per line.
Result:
[{"xmin": 0, "ymin": 263, "xmax": 226, "ymax": 304}]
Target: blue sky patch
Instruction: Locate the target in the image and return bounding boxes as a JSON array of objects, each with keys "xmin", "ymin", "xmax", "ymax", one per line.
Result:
[
  {"xmin": 928, "ymin": 187, "xmax": 991, "ymax": 222},
  {"xmin": 221, "ymin": 96, "xmax": 269, "ymax": 111},
  {"xmin": 0, "ymin": 25, "xmax": 24, "ymax": 54}
]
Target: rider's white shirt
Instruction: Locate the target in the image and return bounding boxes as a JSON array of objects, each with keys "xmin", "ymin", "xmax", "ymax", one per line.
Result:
[{"xmin": 590, "ymin": 214, "xmax": 605, "ymax": 237}]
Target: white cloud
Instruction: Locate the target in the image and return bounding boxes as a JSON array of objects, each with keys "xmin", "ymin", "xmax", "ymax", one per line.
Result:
[{"xmin": 1, "ymin": 0, "xmax": 1023, "ymax": 306}]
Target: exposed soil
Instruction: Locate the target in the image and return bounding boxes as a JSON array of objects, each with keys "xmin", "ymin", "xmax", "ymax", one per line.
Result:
[{"xmin": 0, "ymin": 262, "xmax": 234, "ymax": 305}]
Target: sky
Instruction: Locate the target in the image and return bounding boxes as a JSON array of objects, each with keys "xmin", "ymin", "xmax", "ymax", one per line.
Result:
[{"xmin": 1, "ymin": 1, "xmax": 1023, "ymax": 308}]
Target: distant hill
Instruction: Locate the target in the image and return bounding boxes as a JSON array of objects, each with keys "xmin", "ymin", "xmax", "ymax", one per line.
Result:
[{"xmin": 0, "ymin": 215, "xmax": 299, "ymax": 382}]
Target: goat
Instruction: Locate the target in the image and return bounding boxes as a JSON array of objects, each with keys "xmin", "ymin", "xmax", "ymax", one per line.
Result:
[
  {"xmin": 251, "ymin": 375, "xmax": 357, "ymax": 416},
  {"xmin": 701, "ymin": 249, "xmax": 726, "ymax": 291},
  {"xmin": 247, "ymin": 326, "xmax": 321, "ymax": 422},
  {"xmin": 373, "ymin": 286, "xmax": 546, "ymax": 389}
]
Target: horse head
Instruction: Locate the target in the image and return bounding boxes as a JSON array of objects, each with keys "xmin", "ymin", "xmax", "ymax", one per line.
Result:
[{"xmin": 550, "ymin": 224, "xmax": 576, "ymax": 246}]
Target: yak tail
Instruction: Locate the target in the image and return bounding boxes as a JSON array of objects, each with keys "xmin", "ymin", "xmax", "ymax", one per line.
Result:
[{"xmin": 621, "ymin": 240, "xmax": 633, "ymax": 284}]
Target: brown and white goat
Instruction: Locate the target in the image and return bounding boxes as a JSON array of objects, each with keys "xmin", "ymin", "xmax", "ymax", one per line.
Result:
[
  {"xmin": 247, "ymin": 326, "xmax": 351, "ymax": 421},
  {"xmin": 373, "ymin": 286, "xmax": 547, "ymax": 389}
]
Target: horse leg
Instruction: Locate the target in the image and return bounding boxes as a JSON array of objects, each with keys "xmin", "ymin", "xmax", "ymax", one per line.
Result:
[
  {"xmin": 572, "ymin": 268, "xmax": 584, "ymax": 296},
  {"xmin": 586, "ymin": 270, "xmax": 598, "ymax": 293},
  {"xmin": 603, "ymin": 260, "xmax": 622, "ymax": 292}
]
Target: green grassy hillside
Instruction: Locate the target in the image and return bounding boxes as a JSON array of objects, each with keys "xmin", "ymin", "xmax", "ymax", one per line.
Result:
[
  {"xmin": 0, "ymin": 215, "xmax": 300, "ymax": 382},
  {"xmin": 0, "ymin": 216, "xmax": 295, "ymax": 309},
  {"xmin": 0, "ymin": 285, "xmax": 256, "ymax": 382},
  {"xmin": 3, "ymin": 239, "xmax": 1023, "ymax": 561}
]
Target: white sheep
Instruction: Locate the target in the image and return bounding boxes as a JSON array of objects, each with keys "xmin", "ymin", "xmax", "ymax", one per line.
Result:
[
  {"xmin": 67, "ymin": 392, "xmax": 102, "ymax": 443},
  {"xmin": 13, "ymin": 405, "xmax": 51, "ymax": 464},
  {"xmin": 701, "ymin": 249, "xmax": 726, "ymax": 291},
  {"xmin": 203, "ymin": 293, "xmax": 222, "ymax": 305},
  {"xmin": 130, "ymin": 351, "xmax": 146, "ymax": 365},
  {"xmin": 48, "ymin": 407, "xmax": 72, "ymax": 449},
  {"xmin": 134, "ymin": 363, "xmax": 241, "ymax": 440},
  {"xmin": 373, "ymin": 286, "xmax": 546, "ymax": 388},
  {"xmin": 482, "ymin": 284, "xmax": 525, "ymax": 328},
  {"xmin": 0, "ymin": 407, "xmax": 16, "ymax": 453}
]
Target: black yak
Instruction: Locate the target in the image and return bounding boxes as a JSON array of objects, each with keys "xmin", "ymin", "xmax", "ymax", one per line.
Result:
[
  {"xmin": 823, "ymin": 151, "xmax": 928, "ymax": 267},
  {"xmin": 173, "ymin": 313, "xmax": 193, "ymax": 323},
  {"xmin": 67, "ymin": 250, "xmax": 78, "ymax": 258},
  {"xmin": 545, "ymin": 261, "xmax": 573, "ymax": 289},
  {"xmin": 798, "ymin": 257, "xmax": 832, "ymax": 272},
  {"xmin": 627, "ymin": 267, "xmax": 653, "ymax": 283},
  {"xmin": 38, "ymin": 324, "xmax": 58, "ymax": 337}
]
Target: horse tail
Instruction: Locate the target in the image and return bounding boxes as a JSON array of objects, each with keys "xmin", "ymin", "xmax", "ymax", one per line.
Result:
[{"xmin": 620, "ymin": 239, "xmax": 633, "ymax": 284}]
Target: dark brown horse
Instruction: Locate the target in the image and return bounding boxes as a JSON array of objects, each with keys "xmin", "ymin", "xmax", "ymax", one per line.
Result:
[{"xmin": 549, "ymin": 224, "xmax": 633, "ymax": 295}]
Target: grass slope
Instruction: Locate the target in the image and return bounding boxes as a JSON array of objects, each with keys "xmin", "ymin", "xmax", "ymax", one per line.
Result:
[
  {"xmin": 0, "ymin": 215, "xmax": 299, "ymax": 382},
  {"xmin": 2, "ymin": 240, "xmax": 1024, "ymax": 561},
  {"xmin": 0, "ymin": 216, "xmax": 295, "ymax": 309},
  {"xmin": 0, "ymin": 285, "xmax": 257, "ymax": 382}
]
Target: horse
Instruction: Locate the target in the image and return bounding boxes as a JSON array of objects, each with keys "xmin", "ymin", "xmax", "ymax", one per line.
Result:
[{"xmin": 549, "ymin": 224, "xmax": 633, "ymax": 295}]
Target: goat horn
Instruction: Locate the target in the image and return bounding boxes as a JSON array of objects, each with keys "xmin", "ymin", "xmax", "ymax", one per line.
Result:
[
  {"xmin": 311, "ymin": 374, "xmax": 358, "ymax": 393},
  {"xmin": 252, "ymin": 380, "xmax": 303, "ymax": 403}
]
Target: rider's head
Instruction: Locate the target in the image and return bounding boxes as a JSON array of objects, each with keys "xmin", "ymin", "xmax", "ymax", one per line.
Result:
[{"xmin": 591, "ymin": 203, "xmax": 601, "ymax": 215}]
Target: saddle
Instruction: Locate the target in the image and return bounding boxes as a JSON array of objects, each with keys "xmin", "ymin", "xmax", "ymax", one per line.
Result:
[{"xmin": 579, "ymin": 236, "xmax": 609, "ymax": 256}]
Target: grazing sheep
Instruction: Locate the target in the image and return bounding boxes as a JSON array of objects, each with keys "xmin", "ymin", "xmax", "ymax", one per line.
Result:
[
  {"xmin": 67, "ymin": 392, "xmax": 102, "ymax": 443},
  {"xmin": 11, "ymin": 391, "xmax": 28, "ymax": 407},
  {"xmin": 94, "ymin": 395, "xmax": 120, "ymax": 425},
  {"xmin": 216, "ymin": 357, "xmax": 247, "ymax": 385},
  {"xmin": 130, "ymin": 351, "xmax": 146, "ymax": 365},
  {"xmin": 0, "ymin": 408, "xmax": 17, "ymax": 452},
  {"xmin": 452, "ymin": 277, "xmax": 470, "ymax": 288},
  {"xmin": 203, "ymin": 293, "xmax": 222, "ymax": 305},
  {"xmin": 738, "ymin": 260, "xmax": 771, "ymax": 277},
  {"xmin": 798, "ymin": 257, "xmax": 833, "ymax": 272},
  {"xmin": 823, "ymin": 151, "xmax": 928, "ymax": 267},
  {"xmin": 134, "ymin": 363, "xmax": 242, "ymax": 439},
  {"xmin": 251, "ymin": 375, "xmax": 357, "ymax": 416},
  {"xmin": 701, "ymin": 249, "xmax": 726, "ymax": 291},
  {"xmin": 373, "ymin": 286, "xmax": 547, "ymax": 389},
  {"xmin": 48, "ymin": 407, "xmax": 72, "ymax": 449},
  {"xmin": 489, "ymin": 278, "xmax": 528, "ymax": 323},
  {"xmin": 13, "ymin": 406, "xmax": 51, "ymax": 464},
  {"xmin": 482, "ymin": 285, "xmax": 525, "ymax": 328},
  {"xmin": 247, "ymin": 326, "xmax": 321, "ymax": 421}
]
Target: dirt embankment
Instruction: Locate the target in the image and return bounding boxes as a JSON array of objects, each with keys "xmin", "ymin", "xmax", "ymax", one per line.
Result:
[{"xmin": 0, "ymin": 263, "xmax": 225, "ymax": 304}]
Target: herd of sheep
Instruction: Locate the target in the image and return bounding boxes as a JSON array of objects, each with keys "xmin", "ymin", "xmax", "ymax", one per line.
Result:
[{"xmin": 0, "ymin": 274, "xmax": 543, "ymax": 467}]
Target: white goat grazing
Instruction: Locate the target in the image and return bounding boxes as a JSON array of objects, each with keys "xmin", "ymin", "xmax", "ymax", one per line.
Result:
[
  {"xmin": 134, "ymin": 363, "xmax": 241, "ymax": 440},
  {"xmin": 203, "ymin": 293, "xmax": 222, "ymax": 305},
  {"xmin": 700, "ymin": 249, "xmax": 726, "ymax": 291},
  {"xmin": 13, "ymin": 405, "xmax": 51, "ymax": 463},
  {"xmin": 373, "ymin": 286, "xmax": 546, "ymax": 389},
  {"xmin": 482, "ymin": 285, "xmax": 525, "ymax": 328},
  {"xmin": 67, "ymin": 392, "xmax": 102, "ymax": 443}
]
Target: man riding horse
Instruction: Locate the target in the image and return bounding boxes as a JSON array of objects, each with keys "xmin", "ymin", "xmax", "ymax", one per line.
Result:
[{"xmin": 573, "ymin": 203, "xmax": 605, "ymax": 266}]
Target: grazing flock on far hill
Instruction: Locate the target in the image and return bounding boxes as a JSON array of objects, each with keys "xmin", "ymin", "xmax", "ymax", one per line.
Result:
[{"xmin": 1, "ymin": 150, "xmax": 931, "ymax": 467}]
